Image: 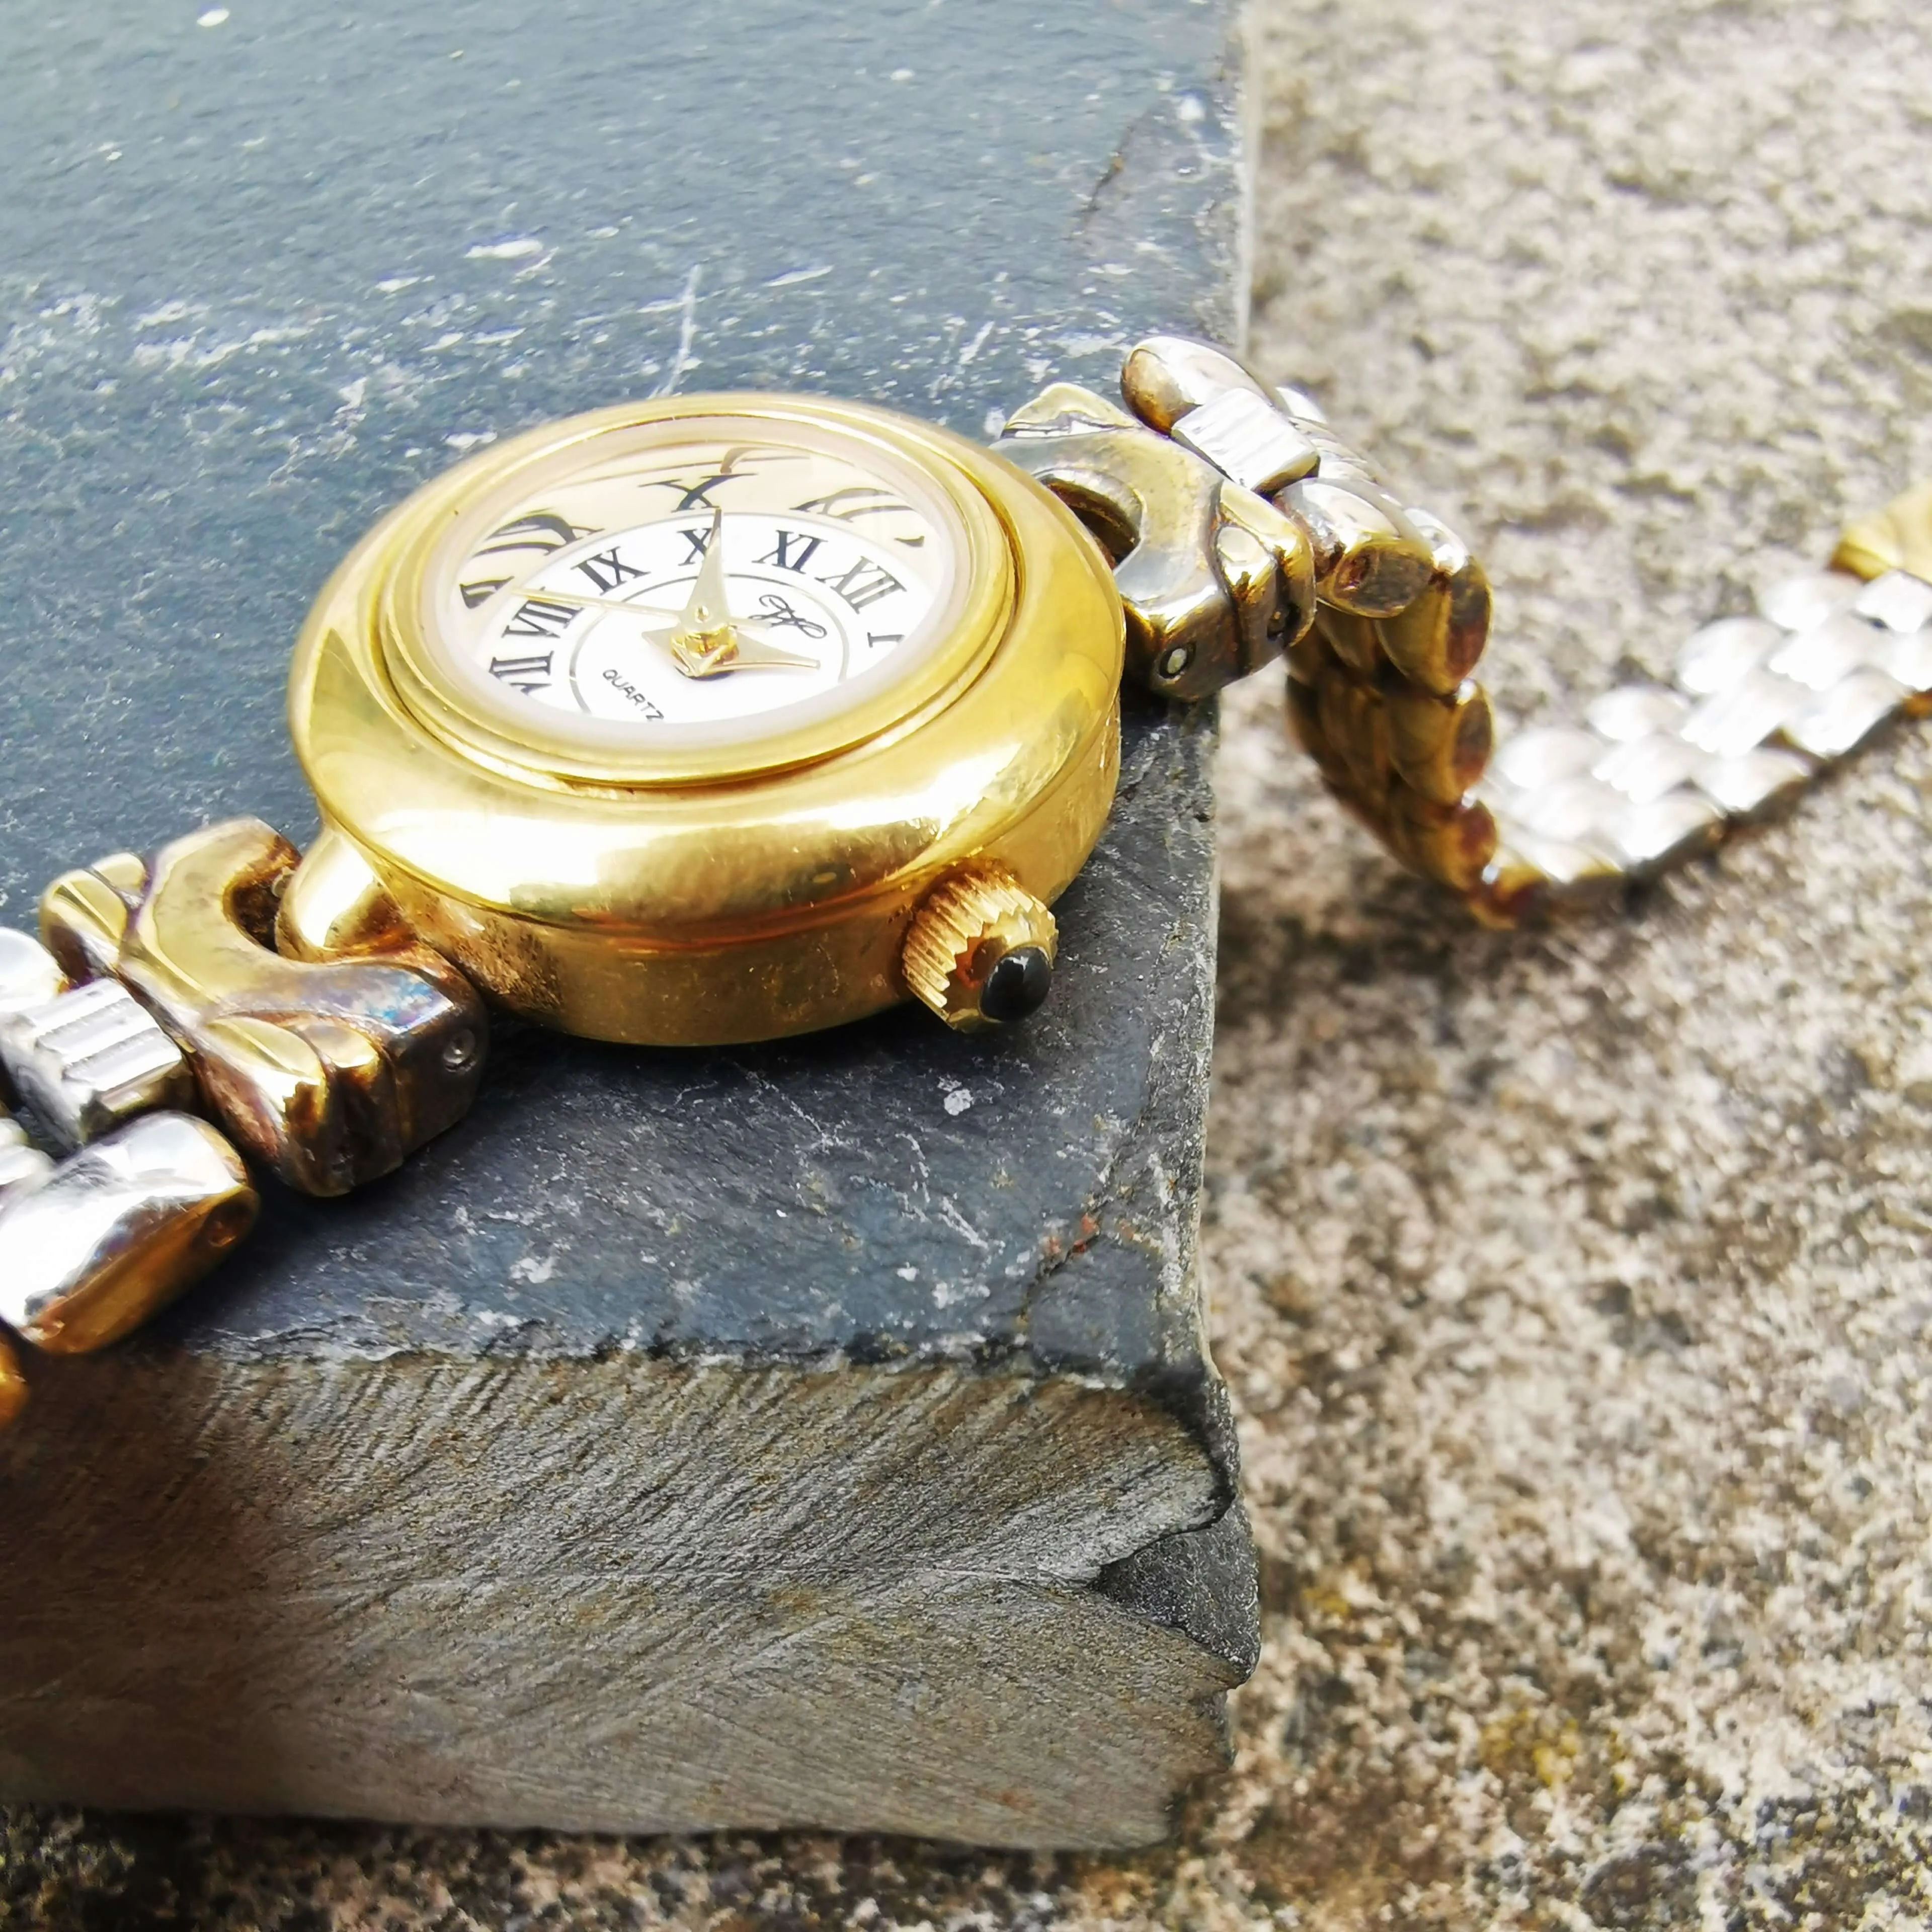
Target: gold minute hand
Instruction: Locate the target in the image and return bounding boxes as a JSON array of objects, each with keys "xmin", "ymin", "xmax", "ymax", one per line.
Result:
[{"xmin": 512, "ymin": 588, "xmax": 685, "ymax": 621}]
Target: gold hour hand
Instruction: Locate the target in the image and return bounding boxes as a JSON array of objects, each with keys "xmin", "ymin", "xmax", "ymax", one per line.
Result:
[
  {"xmin": 660, "ymin": 506, "xmax": 746, "ymax": 675},
  {"xmin": 667, "ymin": 624, "xmax": 820, "ymax": 678}
]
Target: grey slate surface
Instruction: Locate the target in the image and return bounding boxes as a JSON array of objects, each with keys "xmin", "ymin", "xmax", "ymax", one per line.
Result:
[
  {"xmin": 0, "ymin": 0, "xmax": 1243, "ymax": 1387},
  {"xmin": 1, "ymin": 0, "xmax": 1256, "ymax": 1875}
]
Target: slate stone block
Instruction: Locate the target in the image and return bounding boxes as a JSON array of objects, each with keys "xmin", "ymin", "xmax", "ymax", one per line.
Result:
[{"xmin": 0, "ymin": 0, "xmax": 1256, "ymax": 1847}]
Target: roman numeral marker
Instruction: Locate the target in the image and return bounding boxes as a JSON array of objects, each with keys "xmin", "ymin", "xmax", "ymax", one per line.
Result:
[
  {"xmin": 819, "ymin": 557, "xmax": 904, "ymax": 611},
  {"xmin": 575, "ymin": 547, "xmax": 646, "ymax": 594},
  {"xmin": 669, "ymin": 473, "xmax": 736, "ymax": 510},
  {"xmin": 489, "ymin": 652, "xmax": 553, "ymax": 693},
  {"xmin": 678, "ymin": 524, "xmax": 715, "ymax": 564},
  {"xmin": 789, "ymin": 488, "xmax": 926, "ymax": 548},
  {"xmin": 757, "ymin": 528, "xmax": 825, "ymax": 573},
  {"xmin": 503, "ymin": 596, "xmax": 577, "ymax": 640}
]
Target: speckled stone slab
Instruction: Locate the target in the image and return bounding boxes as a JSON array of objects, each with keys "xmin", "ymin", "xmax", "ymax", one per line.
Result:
[{"xmin": 0, "ymin": 0, "xmax": 1256, "ymax": 1853}]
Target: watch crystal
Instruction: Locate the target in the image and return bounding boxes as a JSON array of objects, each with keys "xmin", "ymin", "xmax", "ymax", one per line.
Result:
[{"xmin": 430, "ymin": 428, "xmax": 961, "ymax": 747}]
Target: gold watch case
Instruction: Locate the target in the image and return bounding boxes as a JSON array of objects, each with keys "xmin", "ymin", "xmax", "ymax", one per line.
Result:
[{"xmin": 284, "ymin": 392, "xmax": 1124, "ymax": 1046}]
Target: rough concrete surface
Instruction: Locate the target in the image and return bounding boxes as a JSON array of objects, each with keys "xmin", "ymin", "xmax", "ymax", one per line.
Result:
[{"xmin": 10, "ymin": 0, "xmax": 1932, "ymax": 1923}]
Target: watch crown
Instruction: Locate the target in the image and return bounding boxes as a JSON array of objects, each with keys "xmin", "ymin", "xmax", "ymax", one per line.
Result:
[{"xmin": 902, "ymin": 863, "xmax": 1057, "ymax": 1032}]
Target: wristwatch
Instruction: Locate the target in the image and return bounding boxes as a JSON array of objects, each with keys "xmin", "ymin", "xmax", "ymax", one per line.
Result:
[{"xmin": 1, "ymin": 334, "xmax": 1927, "ymax": 1425}]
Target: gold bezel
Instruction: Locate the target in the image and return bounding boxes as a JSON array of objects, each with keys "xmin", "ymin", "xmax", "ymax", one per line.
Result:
[{"xmin": 287, "ymin": 392, "xmax": 1124, "ymax": 1044}]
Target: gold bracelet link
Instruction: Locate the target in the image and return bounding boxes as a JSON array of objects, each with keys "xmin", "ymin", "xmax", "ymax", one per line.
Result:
[
  {"xmin": 1043, "ymin": 332, "xmax": 1506, "ymax": 900},
  {"xmin": 0, "ymin": 816, "xmax": 492, "ymax": 1424},
  {"xmin": 992, "ymin": 379, "xmax": 1317, "ymax": 701},
  {"xmin": 43, "ymin": 818, "xmax": 489, "ymax": 1198},
  {"xmin": 1067, "ymin": 333, "xmax": 1932, "ymax": 927}
]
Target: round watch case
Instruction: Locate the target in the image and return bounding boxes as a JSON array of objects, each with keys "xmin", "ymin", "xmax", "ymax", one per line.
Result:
[{"xmin": 284, "ymin": 392, "xmax": 1125, "ymax": 1046}]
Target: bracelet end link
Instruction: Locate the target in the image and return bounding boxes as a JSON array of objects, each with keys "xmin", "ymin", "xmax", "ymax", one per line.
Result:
[{"xmin": 1833, "ymin": 479, "xmax": 1932, "ymax": 585}]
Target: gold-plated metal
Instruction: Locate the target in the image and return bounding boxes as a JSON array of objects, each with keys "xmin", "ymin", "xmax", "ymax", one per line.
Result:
[
  {"xmin": 0, "ymin": 1109, "xmax": 256, "ymax": 1354},
  {"xmin": 1124, "ymin": 333, "xmax": 1932, "ymax": 925},
  {"xmin": 1112, "ymin": 334, "xmax": 1501, "ymax": 898},
  {"xmin": 1122, "ymin": 335, "xmax": 1438, "ymax": 618},
  {"xmin": 1111, "ymin": 334, "xmax": 1922, "ymax": 924},
  {"xmin": 1833, "ymin": 479, "xmax": 1932, "ymax": 585},
  {"xmin": 0, "ymin": 1332, "xmax": 24, "ymax": 1431},
  {"xmin": 273, "ymin": 826, "xmax": 418, "ymax": 961},
  {"xmin": 42, "ymin": 820, "xmax": 488, "ymax": 1197},
  {"xmin": 1161, "ymin": 346, "xmax": 1932, "ymax": 924},
  {"xmin": 1120, "ymin": 334, "xmax": 1283, "ymax": 432},
  {"xmin": 994, "ymin": 381, "xmax": 1315, "ymax": 700},
  {"xmin": 646, "ymin": 505, "xmax": 821, "ymax": 677},
  {"xmin": 1385, "ymin": 678, "xmax": 1495, "ymax": 806},
  {"xmin": 289, "ymin": 394, "xmax": 1124, "ymax": 1045},
  {"xmin": 1378, "ymin": 509, "xmax": 1493, "ymax": 694},
  {"xmin": 1285, "ymin": 475, "xmax": 1436, "ymax": 619},
  {"xmin": 902, "ymin": 863, "xmax": 1058, "ymax": 1032}
]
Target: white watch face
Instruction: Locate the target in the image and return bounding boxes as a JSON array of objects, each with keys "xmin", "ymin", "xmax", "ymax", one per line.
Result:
[{"xmin": 424, "ymin": 418, "xmax": 968, "ymax": 753}]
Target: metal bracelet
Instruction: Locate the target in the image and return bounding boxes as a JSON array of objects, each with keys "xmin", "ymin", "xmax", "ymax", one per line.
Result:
[
  {"xmin": 43, "ymin": 818, "xmax": 489, "ymax": 1196},
  {"xmin": 1023, "ymin": 333, "xmax": 1932, "ymax": 926},
  {"xmin": 1002, "ymin": 336, "xmax": 1501, "ymax": 893},
  {"xmin": 0, "ymin": 824, "xmax": 477, "ymax": 1421},
  {"xmin": 0, "ymin": 926, "xmax": 261, "ymax": 1381},
  {"xmin": 1473, "ymin": 565, "xmax": 1932, "ymax": 922},
  {"xmin": 992, "ymin": 378, "xmax": 1316, "ymax": 700}
]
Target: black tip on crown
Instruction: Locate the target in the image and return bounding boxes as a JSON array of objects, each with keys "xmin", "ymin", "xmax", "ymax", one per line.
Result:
[{"xmin": 980, "ymin": 945, "xmax": 1053, "ymax": 1024}]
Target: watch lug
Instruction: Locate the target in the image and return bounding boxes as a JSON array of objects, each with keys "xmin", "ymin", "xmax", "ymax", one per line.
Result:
[
  {"xmin": 994, "ymin": 382, "xmax": 1316, "ymax": 700},
  {"xmin": 42, "ymin": 820, "xmax": 488, "ymax": 1197},
  {"xmin": 277, "ymin": 825, "xmax": 417, "ymax": 961}
]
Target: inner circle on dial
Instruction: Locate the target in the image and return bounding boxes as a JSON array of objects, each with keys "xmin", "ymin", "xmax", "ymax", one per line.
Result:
[
  {"xmin": 488, "ymin": 510, "xmax": 936, "ymax": 730},
  {"xmin": 422, "ymin": 420, "xmax": 969, "ymax": 758}
]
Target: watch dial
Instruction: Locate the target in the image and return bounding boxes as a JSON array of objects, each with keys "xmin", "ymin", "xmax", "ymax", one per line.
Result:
[{"xmin": 429, "ymin": 426, "xmax": 964, "ymax": 746}]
